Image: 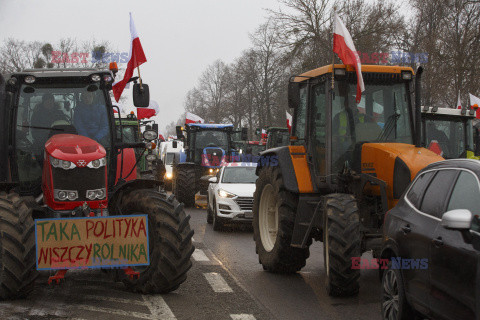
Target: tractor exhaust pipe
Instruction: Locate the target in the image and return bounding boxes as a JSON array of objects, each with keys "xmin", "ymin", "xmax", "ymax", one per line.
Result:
[{"xmin": 414, "ymin": 66, "xmax": 423, "ymax": 148}]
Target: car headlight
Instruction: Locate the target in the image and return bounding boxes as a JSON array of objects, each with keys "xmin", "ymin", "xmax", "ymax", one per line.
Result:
[
  {"xmin": 218, "ymin": 189, "xmax": 236, "ymax": 198},
  {"xmin": 165, "ymin": 172, "xmax": 173, "ymax": 179},
  {"xmin": 87, "ymin": 157, "xmax": 107, "ymax": 169},
  {"xmin": 143, "ymin": 130, "xmax": 157, "ymax": 141},
  {"xmin": 50, "ymin": 156, "xmax": 76, "ymax": 170}
]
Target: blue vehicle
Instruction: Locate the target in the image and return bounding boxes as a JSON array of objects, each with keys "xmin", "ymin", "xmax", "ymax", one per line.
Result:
[{"xmin": 174, "ymin": 123, "xmax": 247, "ymax": 206}]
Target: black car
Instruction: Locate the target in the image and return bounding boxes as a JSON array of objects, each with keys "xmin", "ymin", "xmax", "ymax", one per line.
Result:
[{"xmin": 381, "ymin": 159, "xmax": 480, "ymax": 320}]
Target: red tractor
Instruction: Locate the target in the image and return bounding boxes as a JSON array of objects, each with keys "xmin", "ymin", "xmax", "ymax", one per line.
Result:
[{"xmin": 0, "ymin": 68, "xmax": 194, "ymax": 299}]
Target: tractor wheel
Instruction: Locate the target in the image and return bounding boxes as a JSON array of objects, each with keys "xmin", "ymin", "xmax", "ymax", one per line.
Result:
[
  {"xmin": 175, "ymin": 166, "xmax": 196, "ymax": 207},
  {"xmin": 206, "ymin": 194, "xmax": 213, "ymax": 224},
  {"xmin": 0, "ymin": 192, "xmax": 37, "ymax": 300},
  {"xmin": 119, "ymin": 189, "xmax": 194, "ymax": 293},
  {"xmin": 323, "ymin": 193, "xmax": 361, "ymax": 297},
  {"xmin": 253, "ymin": 166, "xmax": 310, "ymax": 273}
]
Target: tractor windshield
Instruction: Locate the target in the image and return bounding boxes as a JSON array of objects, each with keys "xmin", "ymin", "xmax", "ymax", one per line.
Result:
[
  {"xmin": 330, "ymin": 81, "xmax": 411, "ymax": 173},
  {"xmin": 15, "ymin": 83, "xmax": 111, "ymax": 189},
  {"xmin": 193, "ymin": 130, "xmax": 229, "ymax": 161},
  {"xmin": 423, "ymin": 117, "xmax": 472, "ymax": 159}
]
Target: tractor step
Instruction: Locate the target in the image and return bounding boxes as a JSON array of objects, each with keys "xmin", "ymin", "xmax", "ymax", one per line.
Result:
[
  {"xmin": 123, "ymin": 267, "xmax": 140, "ymax": 280},
  {"xmin": 48, "ymin": 269, "xmax": 68, "ymax": 285}
]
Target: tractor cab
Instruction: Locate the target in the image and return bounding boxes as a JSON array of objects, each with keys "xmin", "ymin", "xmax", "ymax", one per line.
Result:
[
  {"xmin": 421, "ymin": 106, "xmax": 477, "ymax": 159},
  {"xmin": 173, "ymin": 123, "xmax": 247, "ymax": 206},
  {"xmin": 265, "ymin": 127, "xmax": 290, "ymax": 149}
]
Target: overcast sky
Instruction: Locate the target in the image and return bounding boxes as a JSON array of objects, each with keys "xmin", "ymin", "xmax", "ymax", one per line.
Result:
[{"xmin": 0, "ymin": 0, "xmax": 280, "ymax": 133}]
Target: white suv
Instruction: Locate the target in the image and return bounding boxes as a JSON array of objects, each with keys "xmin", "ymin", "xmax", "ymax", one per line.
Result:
[{"xmin": 207, "ymin": 163, "xmax": 257, "ymax": 230}]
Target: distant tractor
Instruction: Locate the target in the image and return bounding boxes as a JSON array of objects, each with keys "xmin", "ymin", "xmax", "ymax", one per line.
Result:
[
  {"xmin": 240, "ymin": 141, "xmax": 266, "ymax": 156},
  {"xmin": 421, "ymin": 105, "xmax": 479, "ymax": 159},
  {"xmin": 173, "ymin": 123, "xmax": 247, "ymax": 207},
  {"xmin": 0, "ymin": 68, "xmax": 194, "ymax": 300},
  {"xmin": 265, "ymin": 127, "xmax": 290, "ymax": 150},
  {"xmin": 253, "ymin": 65, "xmax": 443, "ymax": 296}
]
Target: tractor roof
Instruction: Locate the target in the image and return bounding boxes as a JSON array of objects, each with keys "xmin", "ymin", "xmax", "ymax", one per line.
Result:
[
  {"xmin": 10, "ymin": 68, "xmax": 112, "ymax": 78},
  {"xmin": 422, "ymin": 106, "xmax": 476, "ymax": 118},
  {"xmin": 293, "ymin": 64, "xmax": 415, "ymax": 82},
  {"xmin": 187, "ymin": 123, "xmax": 233, "ymax": 129}
]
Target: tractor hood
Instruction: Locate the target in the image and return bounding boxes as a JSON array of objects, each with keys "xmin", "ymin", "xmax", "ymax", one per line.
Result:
[{"xmin": 45, "ymin": 134, "xmax": 106, "ymax": 164}]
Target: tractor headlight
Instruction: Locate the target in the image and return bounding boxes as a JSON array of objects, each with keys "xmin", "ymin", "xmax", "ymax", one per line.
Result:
[
  {"xmin": 24, "ymin": 75, "xmax": 36, "ymax": 84},
  {"xmin": 54, "ymin": 189, "xmax": 78, "ymax": 201},
  {"xmin": 91, "ymin": 74, "xmax": 101, "ymax": 82},
  {"xmin": 209, "ymin": 168, "xmax": 214, "ymax": 174},
  {"xmin": 165, "ymin": 172, "xmax": 173, "ymax": 179},
  {"xmin": 146, "ymin": 154, "xmax": 157, "ymax": 162},
  {"xmin": 50, "ymin": 156, "xmax": 76, "ymax": 170},
  {"xmin": 143, "ymin": 130, "xmax": 157, "ymax": 141},
  {"xmin": 87, "ymin": 157, "xmax": 106, "ymax": 169},
  {"xmin": 86, "ymin": 188, "xmax": 106, "ymax": 200},
  {"xmin": 218, "ymin": 189, "xmax": 236, "ymax": 198}
]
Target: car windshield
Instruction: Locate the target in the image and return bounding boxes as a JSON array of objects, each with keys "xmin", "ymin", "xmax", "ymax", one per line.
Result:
[
  {"xmin": 16, "ymin": 83, "xmax": 110, "ymax": 188},
  {"xmin": 222, "ymin": 167, "xmax": 257, "ymax": 183},
  {"xmin": 424, "ymin": 117, "xmax": 472, "ymax": 159},
  {"xmin": 165, "ymin": 152, "xmax": 177, "ymax": 165}
]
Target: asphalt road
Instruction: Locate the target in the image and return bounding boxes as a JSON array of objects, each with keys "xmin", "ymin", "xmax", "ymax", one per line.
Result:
[{"xmin": 0, "ymin": 196, "xmax": 382, "ymax": 320}]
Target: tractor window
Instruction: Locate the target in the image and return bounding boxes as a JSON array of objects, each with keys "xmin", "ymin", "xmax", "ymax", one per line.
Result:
[
  {"xmin": 118, "ymin": 126, "xmax": 138, "ymax": 143},
  {"xmin": 15, "ymin": 83, "xmax": 111, "ymax": 190},
  {"xmin": 331, "ymin": 81, "xmax": 412, "ymax": 175},
  {"xmin": 424, "ymin": 117, "xmax": 472, "ymax": 159},
  {"xmin": 193, "ymin": 130, "xmax": 229, "ymax": 162},
  {"xmin": 312, "ymin": 83, "xmax": 327, "ymax": 177},
  {"xmin": 294, "ymin": 86, "xmax": 308, "ymax": 140}
]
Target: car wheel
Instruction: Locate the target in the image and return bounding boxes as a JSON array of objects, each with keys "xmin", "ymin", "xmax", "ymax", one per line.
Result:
[
  {"xmin": 212, "ymin": 200, "xmax": 224, "ymax": 231},
  {"xmin": 381, "ymin": 261, "xmax": 415, "ymax": 320}
]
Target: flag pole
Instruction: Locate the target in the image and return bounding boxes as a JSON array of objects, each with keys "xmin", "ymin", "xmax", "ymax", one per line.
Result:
[
  {"xmin": 137, "ymin": 66, "xmax": 143, "ymax": 90},
  {"xmin": 331, "ymin": 7, "xmax": 337, "ymax": 93}
]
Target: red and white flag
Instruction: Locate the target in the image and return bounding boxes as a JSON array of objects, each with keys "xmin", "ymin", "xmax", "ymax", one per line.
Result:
[
  {"xmin": 137, "ymin": 100, "xmax": 159, "ymax": 120},
  {"xmin": 186, "ymin": 112, "xmax": 204, "ymax": 124},
  {"xmin": 112, "ymin": 13, "xmax": 147, "ymax": 102},
  {"xmin": 457, "ymin": 91, "xmax": 462, "ymax": 109},
  {"xmin": 286, "ymin": 111, "xmax": 292, "ymax": 133},
  {"xmin": 261, "ymin": 129, "xmax": 267, "ymax": 140},
  {"xmin": 333, "ymin": 13, "xmax": 364, "ymax": 103},
  {"xmin": 469, "ymin": 93, "xmax": 480, "ymax": 119}
]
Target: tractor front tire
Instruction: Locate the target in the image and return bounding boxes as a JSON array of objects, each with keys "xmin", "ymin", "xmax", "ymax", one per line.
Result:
[
  {"xmin": 0, "ymin": 192, "xmax": 37, "ymax": 300},
  {"xmin": 175, "ymin": 166, "xmax": 196, "ymax": 207},
  {"xmin": 253, "ymin": 166, "xmax": 310, "ymax": 273},
  {"xmin": 323, "ymin": 193, "xmax": 361, "ymax": 297},
  {"xmin": 119, "ymin": 189, "xmax": 194, "ymax": 293}
]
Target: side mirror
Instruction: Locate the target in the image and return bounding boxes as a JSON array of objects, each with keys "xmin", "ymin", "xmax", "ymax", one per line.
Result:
[
  {"xmin": 241, "ymin": 127, "xmax": 248, "ymax": 141},
  {"xmin": 133, "ymin": 83, "xmax": 150, "ymax": 108},
  {"xmin": 172, "ymin": 140, "xmax": 178, "ymax": 148},
  {"xmin": 441, "ymin": 209, "xmax": 472, "ymax": 229},
  {"xmin": 152, "ymin": 123, "xmax": 158, "ymax": 134},
  {"xmin": 176, "ymin": 126, "xmax": 184, "ymax": 139},
  {"xmin": 208, "ymin": 177, "xmax": 217, "ymax": 183},
  {"xmin": 288, "ymin": 81, "xmax": 300, "ymax": 109}
]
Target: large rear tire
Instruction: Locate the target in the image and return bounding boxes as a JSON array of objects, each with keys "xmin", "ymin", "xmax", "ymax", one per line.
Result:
[
  {"xmin": 119, "ymin": 189, "xmax": 194, "ymax": 293},
  {"xmin": 174, "ymin": 166, "xmax": 196, "ymax": 207},
  {"xmin": 0, "ymin": 192, "xmax": 37, "ymax": 300},
  {"xmin": 323, "ymin": 193, "xmax": 361, "ymax": 296},
  {"xmin": 253, "ymin": 166, "xmax": 310, "ymax": 273}
]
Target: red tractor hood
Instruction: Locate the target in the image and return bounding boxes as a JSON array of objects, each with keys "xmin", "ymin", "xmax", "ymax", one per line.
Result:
[{"xmin": 45, "ymin": 134, "xmax": 106, "ymax": 163}]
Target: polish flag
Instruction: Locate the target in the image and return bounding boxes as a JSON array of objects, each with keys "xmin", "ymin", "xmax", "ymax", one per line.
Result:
[
  {"xmin": 112, "ymin": 13, "xmax": 147, "ymax": 102},
  {"xmin": 137, "ymin": 100, "xmax": 159, "ymax": 120},
  {"xmin": 333, "ymin": 13, "xmax": 365, "ymax": 103},
  {"xmin": 261, "ymin": 129, "xmax": 267, "ymax": 139},
  {"xmin": 186, "ymin": 112, "xmax": 204, "ymax": 124},
  {"xmin": 457, "ymin": 92, "xmax": 462, "ymax": 109},
  {"xmin": 286, "ymin": 111, "xmax": 292, "ymax": 133}
]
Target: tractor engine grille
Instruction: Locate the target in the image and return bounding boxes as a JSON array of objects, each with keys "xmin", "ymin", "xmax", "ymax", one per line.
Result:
[
  {"xmin": 235, "ymin": 197, "xmax": 254, "ymax": 211},
  {"xmin": 52, "ymin": 167, "xmax": 106, "ymax": 201}
]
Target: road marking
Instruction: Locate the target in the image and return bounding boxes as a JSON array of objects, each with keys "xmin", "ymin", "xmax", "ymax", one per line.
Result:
[
  {"xmin": 230, "ymin": 315, "xmax": 257, "ymax": 320},
  {"xmin": 81, "ymin": 295, "xmax": 146, "ymax": 305},
  {"xmin": 192, "ymin": 248, "xmax": 210, "ymax": 262},
  {"xmin": 204, "ymin": 272, "xmax": 233, "ymax": 293},
  {"xmin": 142, "ymin": 294, "xmax": 177, "ymax": 319},
  {"xmin": 75, "ymin": 305, "xmax": 152, "ymax": 319}
]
